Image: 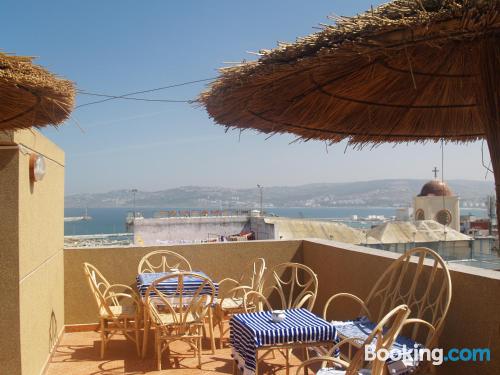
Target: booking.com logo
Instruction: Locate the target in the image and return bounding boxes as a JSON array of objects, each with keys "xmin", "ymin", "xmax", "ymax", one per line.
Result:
[{"xmin": 365, "ymin": 344, "xmax": 491, "ymax": 366}]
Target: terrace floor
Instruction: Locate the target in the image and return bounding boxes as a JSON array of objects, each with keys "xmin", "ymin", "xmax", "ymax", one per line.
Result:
[{"xmin": 46, "ymin": 330, "xmax": 305, "ymax": 375}]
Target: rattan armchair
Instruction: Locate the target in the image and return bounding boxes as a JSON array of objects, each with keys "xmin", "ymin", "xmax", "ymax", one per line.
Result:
[
  {"xmin": 322, "ymin": 247, "xmax": 452, "ymax": 373},
  {"xmin": 297, "ymin": 305, "xmax": 412, "ymax": 375},
  {"xmin": 245, "ymin": 262, "xmax": 318, "ymax": 312},
  {"xmin": 242, "ymin": 262, "xmax": 318, "ymax": 372},
  {"xmin": 137, "ymin": 250, "xmax": 192, "ymax": 274},
  {"xmin": 83, "ymin": 263, "xmax": 141, "ymax": 358},
  {"xmin": 215, "ymin": 257, "xmax": 266, "ymax": 348},
  {"xmin": 143, "ymin": 272, "xmax": 216, "ymax": 370}
]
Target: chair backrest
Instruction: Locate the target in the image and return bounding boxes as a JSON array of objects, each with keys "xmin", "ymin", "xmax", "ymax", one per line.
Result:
[
  {"xmin": 145, "ymin": 272, "xmax": 216, "ymax": 333},
  {"xmin": 242, "ymin": 257, "xmax": 266, "ymax": 291},
  {"xmin": 349, "ymin": 304, "xmax": 411, "ymax": 375},
  {"xmin": 253, "ymin": 262, "xmax": 318, "ymax": 311},
  {"xmin": 296, "ymin": 304, "xmax": 411, "ymax": 375},
  {"xmin": 364, "ymin": 247, "xmax": 452, "ymax": 347},
  {"xmin": 83, "ymin": 262, "xmax": 117, "ymax": 316},
  {"xmin": 137, "ymin": 250, "xmax": 192, "ymax": 274}
]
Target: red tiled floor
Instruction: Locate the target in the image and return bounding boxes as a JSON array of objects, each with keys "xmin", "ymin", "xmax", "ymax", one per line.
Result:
[{"xmin": 46, "ymin": 330, "xmax": 306, "ymax": 375}]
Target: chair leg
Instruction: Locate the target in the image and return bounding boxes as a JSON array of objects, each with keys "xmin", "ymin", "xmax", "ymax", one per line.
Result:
[
  {"xmin": 100, "ymin": 319, "xmax": 105, "ymax": 359},
  {"xmin": 142, "ymin": 309, "xmax": 149, "ymax": 358},
  {"xmin": 219, "ymin": 318, "xmax": 225, "ymax": 349},
  {"xmin": 155, "ymin": 332, "xmax": 161, "ymax": 371},
  {"xmin": 197, "ymin": 336, "xmax": 202, "ymax": 369},
  {"xmin": 134, "ymin": 317, "xmax": 140, "ymax": 357},
  {"xmin": 208, "ymin": 307, "xmax": 216, "ymax": 354}
]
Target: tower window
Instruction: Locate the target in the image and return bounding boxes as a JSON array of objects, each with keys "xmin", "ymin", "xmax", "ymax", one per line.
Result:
[
  {"xmin": 415, "ymin": 209, "xmax": 425, "ymax": 221},
  {"xmin": 435, "ymin": 209, "xmax": 452, "ymax": 226}
]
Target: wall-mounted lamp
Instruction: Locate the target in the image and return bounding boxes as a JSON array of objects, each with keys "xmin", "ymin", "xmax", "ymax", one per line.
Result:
[{"xmin": 29, "ymin": 154, "xmax": 46, "ymax": 182}]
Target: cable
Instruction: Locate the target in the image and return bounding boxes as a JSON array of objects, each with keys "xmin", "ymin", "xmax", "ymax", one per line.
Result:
[
  {"xmin": 77, "ymin": 91, "xmax": 192, "ymax": 103},
  {"xmin": 75, "ymin": 77, "xmax": 216, "ymax": 109}
]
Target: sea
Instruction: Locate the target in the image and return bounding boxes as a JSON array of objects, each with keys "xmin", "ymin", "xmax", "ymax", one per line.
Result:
[{"xmin": 64, "ymin": 207, "xmax": 488, "ymax": 236}]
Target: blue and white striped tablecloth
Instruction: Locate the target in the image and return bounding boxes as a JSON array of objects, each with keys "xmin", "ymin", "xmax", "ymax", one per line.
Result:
[
  {"xmin": 136, "ymin": 271, "xmax": 218, "ymax": 298},
  {"xmin": 230, "ymin": 308, "xmax": 337, "ymax": 375}
]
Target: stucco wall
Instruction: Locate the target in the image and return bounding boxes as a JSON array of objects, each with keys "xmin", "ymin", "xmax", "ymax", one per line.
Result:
[
  {"xmin": 64, "ymin": 240, "xmax": 302, "ymax": 324},
  {"xmin": 302, "ymin": 239, "xmax": 500, "ymax": 375},
  {"xmin": 134, "ymin": 216, "xmax": 251, "ymax": 245},
  {"xmin": 0, "ymin": 146, "xmax": 22, "ymax": 375},
  {"xmin": 0, "ymin": 130, "xmax": 65, "ymax": 375}
]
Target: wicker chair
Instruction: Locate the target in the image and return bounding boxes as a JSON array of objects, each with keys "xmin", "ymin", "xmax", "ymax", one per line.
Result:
[
  {"xmin": 137, "ymin": 250, "xmax": 191, "ymax": 274},
  {"xmin": 245, "ymin": 262, "xmax": 318, "ymax": 312},
  {"xmin": 297, "ymin": 305, "xmax": 412, "ymax": 375},
  {"xmin": 215, "ymin": 257, "xmax": 266, "ymax": 348},
  {"xmin": 83, "ymin": 262, "xmax": 141, "ymax": 358},
  {"xmin": 144, "ymin": 272, "xmax": 216, "ymax": 370},
  {"xmin": 243, "ymin": 262, "xmax": 318, "ymax": 372},
  {"xmin": 322, "ymin": 247, "xmax": 451, "ymax": 373}
]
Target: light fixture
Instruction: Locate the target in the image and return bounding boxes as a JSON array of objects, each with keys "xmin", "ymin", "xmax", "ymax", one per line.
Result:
[{"xmin": 29, "ymin": 154, "xmax": 46, "ymax": 182}]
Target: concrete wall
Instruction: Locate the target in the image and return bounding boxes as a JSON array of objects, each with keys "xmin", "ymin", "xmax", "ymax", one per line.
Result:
[
  {"xmin": 64, "ymin": 240, "xmax": 302, "ymax": 324},
  {"xmin": 302, "ymin": 239, "xmax": 500, "ymax": 375},
  {"xmin": 134, "ymin": 216, "xmax": 250, "ymax": 245},
  {"xmin": 250, "ymin": 216, "xmax": 276, "ymax": 240},
  {"xmin": 0, "ymin": 130, "xmax": 65, "ymax": 375}
]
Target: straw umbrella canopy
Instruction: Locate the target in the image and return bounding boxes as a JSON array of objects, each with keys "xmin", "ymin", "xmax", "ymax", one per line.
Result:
[
  {"xmin": 0, "ymin": 52, "xmax": 75, "ymax": 130},
  {"xmin": 200, "ymin": 0, "xmax": 500, "ymax": 221}
]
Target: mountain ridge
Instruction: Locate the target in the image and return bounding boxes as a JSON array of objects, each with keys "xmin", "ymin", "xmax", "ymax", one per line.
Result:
[{"xmin": 65, "ymin": 179, "xmax": 494, "ymax": 208}]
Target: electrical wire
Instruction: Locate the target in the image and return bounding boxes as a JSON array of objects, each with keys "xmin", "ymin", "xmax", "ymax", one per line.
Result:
[
  {"xmin": 75, "ymin": 77, "xmax": 216, "ymax": 109},
  {"xmin": 77, "ymin": 91, "xmax": 192, "ymax": 103}
]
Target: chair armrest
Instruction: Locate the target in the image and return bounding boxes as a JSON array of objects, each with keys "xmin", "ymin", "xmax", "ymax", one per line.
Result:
[
  {"xmin": 218, "ymin": 278, "xmax": 241, "ymax": 296},
  {"xmin": 295, "ymin": 356, "xmax": 350, "ymax": 375},
  {"xmin": 219, "ymin": 278, "xmax": 240, "ymax": 288},
  {"xmin": 243, "ymin": 290, "xmax": 273, "ymax": 312},
  {"xmin": 323, "ymin": 293, "xmax": 371, "ymax": 321},
  {"xmin": 325, "ymin": 336, "xmax": 367, "ymax": 356},
  {"xmin": 402, "ymin": 318, "xmax": 437, "ymax": 347},
  {"xmin": 104, "ymin": 284, "xmax": 141, "ymax": 306},
  {"xmin": 225, "ymin": 285, "xmax": 252, "ymax": 298}
]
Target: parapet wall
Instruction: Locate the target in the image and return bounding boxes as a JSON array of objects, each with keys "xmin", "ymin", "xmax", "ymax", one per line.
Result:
[{"xmin": 64, "ymin": 240, "xmax": 302, "ymax": 324}]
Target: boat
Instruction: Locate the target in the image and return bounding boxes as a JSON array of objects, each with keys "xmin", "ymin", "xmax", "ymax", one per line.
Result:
[{"xmin": 64, "ymin": 208, "xmax": 92, "ymax": 222}]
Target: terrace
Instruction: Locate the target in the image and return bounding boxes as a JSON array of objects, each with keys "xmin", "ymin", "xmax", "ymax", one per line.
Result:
[
  {"xmin": 51, "ymin": 240, "xmax": 500, "ymax": 375},
  {"xmin": 1, "ymin": 132, "xmax": 500, "ymax": 375}
]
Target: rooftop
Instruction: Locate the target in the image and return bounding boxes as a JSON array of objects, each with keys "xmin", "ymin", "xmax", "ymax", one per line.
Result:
[{"xmin": 47, "ymin": 331, "xmax": 303, "ymax": 375}]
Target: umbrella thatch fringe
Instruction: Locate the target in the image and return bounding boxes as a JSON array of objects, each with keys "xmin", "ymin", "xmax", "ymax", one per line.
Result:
[
  {"xmin": 0, "ymin": 52, "xmax": 75, "ymax": 130},
  {"xmin": 199, "ymin": 0, "xmax": 500, "ymax": 146}
]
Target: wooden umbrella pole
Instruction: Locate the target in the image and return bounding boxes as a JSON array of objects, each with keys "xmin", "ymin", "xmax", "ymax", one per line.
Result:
[{"xmin": 478, "ymin": 35, "xmax": 500, "ymax": 231}]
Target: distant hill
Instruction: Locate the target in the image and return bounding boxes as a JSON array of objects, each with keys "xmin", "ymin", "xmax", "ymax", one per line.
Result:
[{"xmin": 65, "ymin": 179, "xmax": 494, "ymax": 209}]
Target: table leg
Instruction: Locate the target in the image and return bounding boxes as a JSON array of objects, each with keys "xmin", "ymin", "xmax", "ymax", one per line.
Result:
[
  {"xmin": 255, "ymin": 350, "xmax": 259, "ymax": 375},
  {"xmin": 303, "ymin": 346, "xmax": 309, "ymax": 375},
  {"xmin": 285, "ymin": 348, "xmax": 290, "ymax": 375},
  {"xmin": 208, "ymin": 306, "xmax": 216, "ymax": 354}
]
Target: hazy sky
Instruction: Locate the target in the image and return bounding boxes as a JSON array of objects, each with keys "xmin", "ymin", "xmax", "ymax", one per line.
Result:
[{"xmin": 3, "ymin": 1, "xmax": 493, "ymax": 194}]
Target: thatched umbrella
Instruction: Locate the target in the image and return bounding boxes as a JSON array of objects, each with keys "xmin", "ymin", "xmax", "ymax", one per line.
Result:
[
  {"xmin": 200, "ymin": 0, "xmax": 500, "ymax": 222},
  {"xmin": 0, "ymin": 52, "xmax": 75, "ymax": 130}
]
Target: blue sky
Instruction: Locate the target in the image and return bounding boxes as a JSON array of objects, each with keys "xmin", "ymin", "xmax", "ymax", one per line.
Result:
[{"xmin": 3, "ymin": 1, "xmax": 493, "ymax": 194}]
